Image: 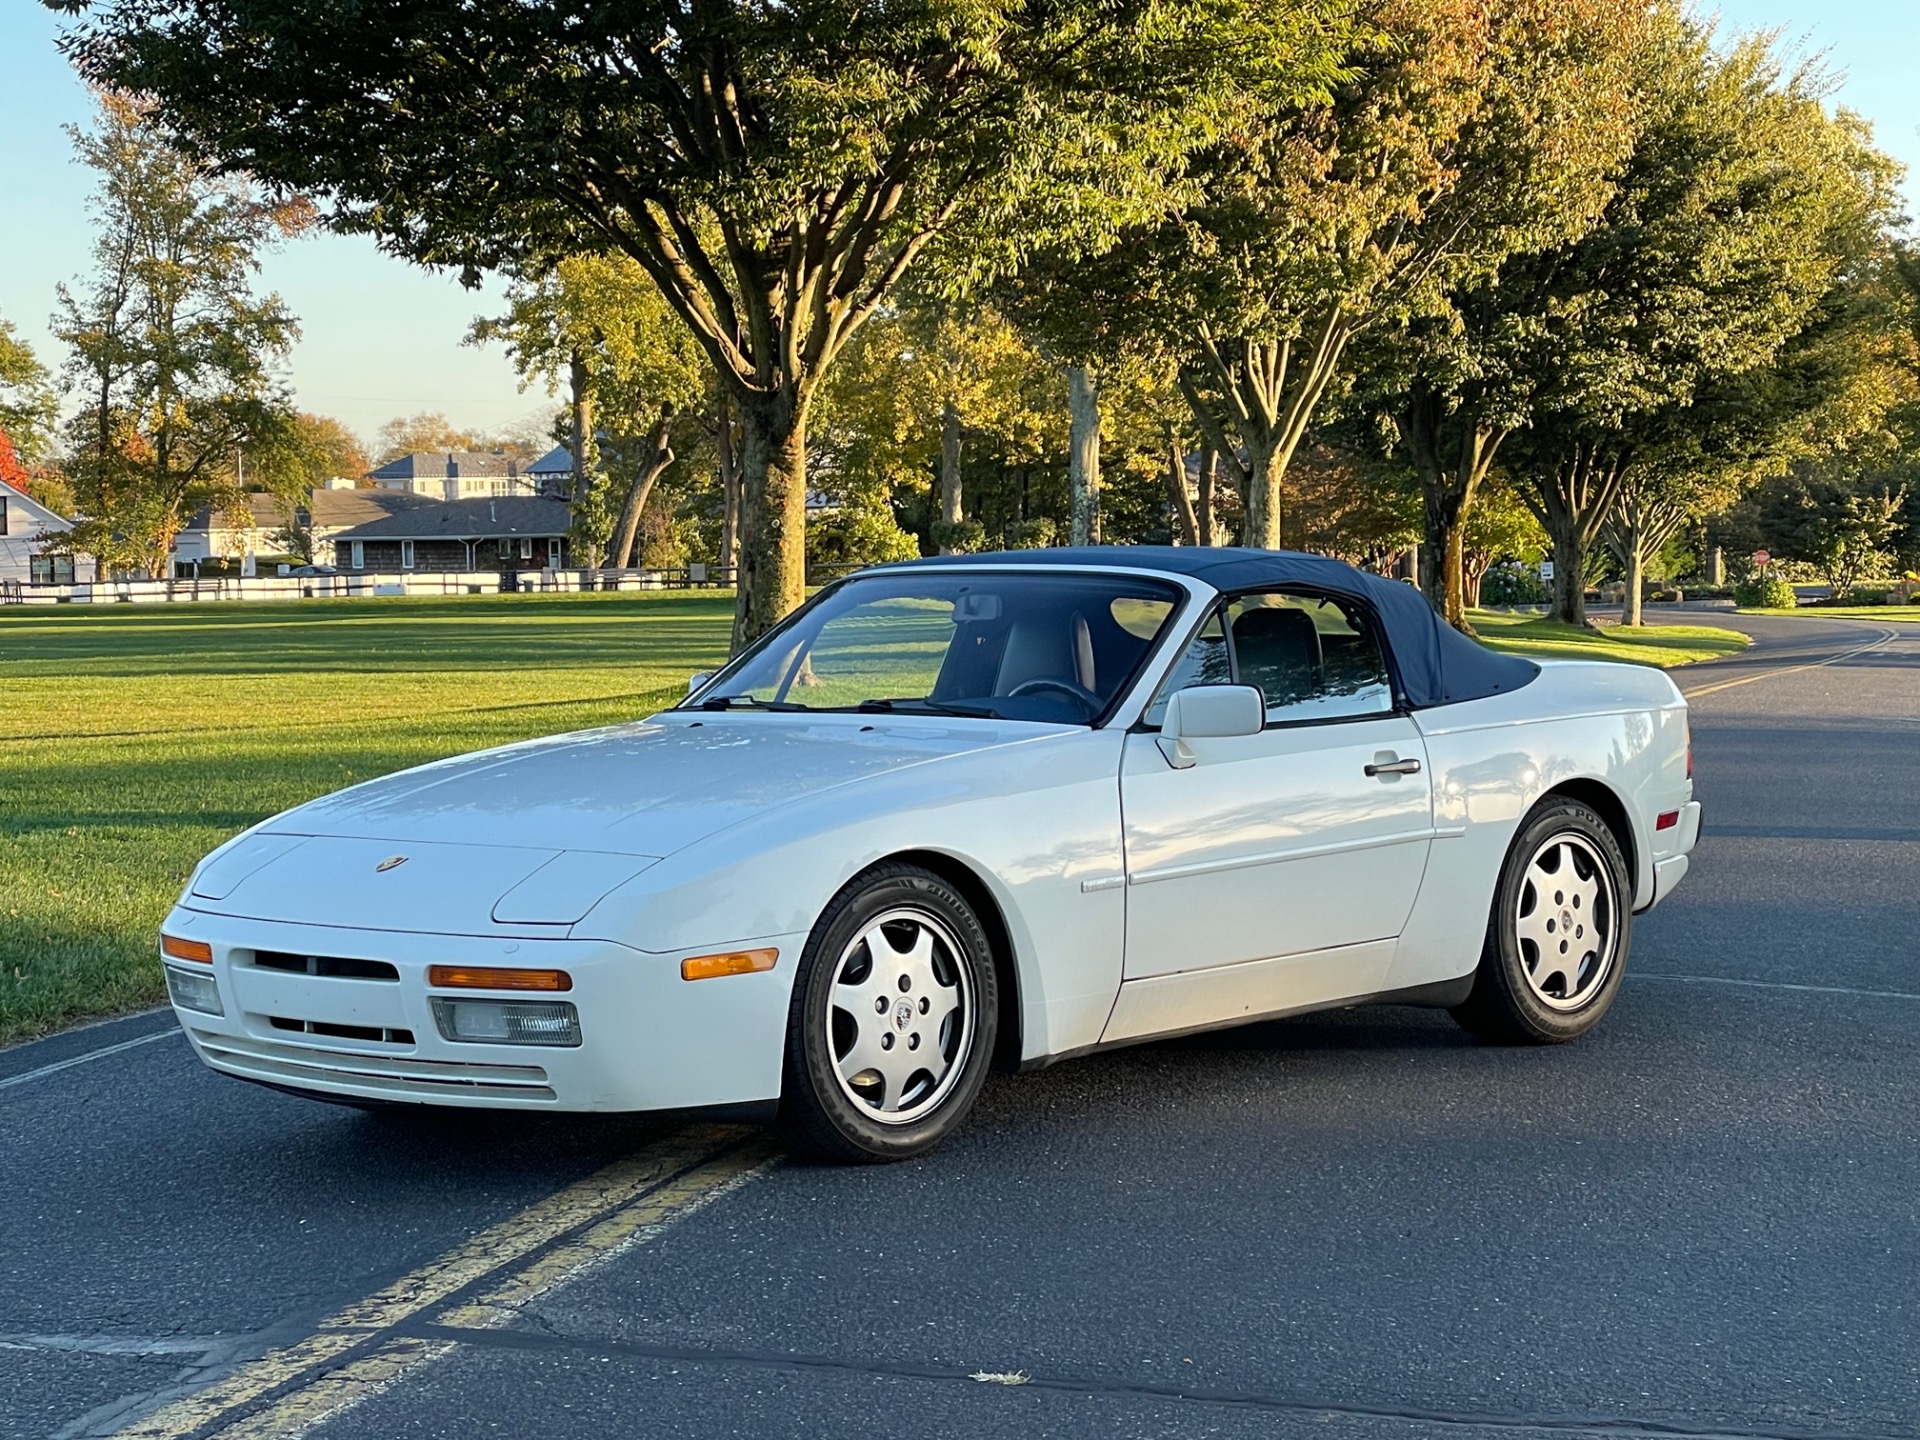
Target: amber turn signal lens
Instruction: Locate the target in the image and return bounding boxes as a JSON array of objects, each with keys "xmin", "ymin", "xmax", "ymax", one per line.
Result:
[
  {"xmin": 680, "ymin": 948, "xmax": 778, "ymax": 982},
  {"xmin": 427, "ymin": 965, "xmax": 573, "ymax": 992},
  {"xmin": 160, "ymin": 934, "xmax": 214, "ymax": 964}
]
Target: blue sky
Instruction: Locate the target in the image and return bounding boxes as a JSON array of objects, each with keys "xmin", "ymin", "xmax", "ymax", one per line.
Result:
[{"xmin": 1, "ymin": 2, "xmax": 1915, "ymax": 448}]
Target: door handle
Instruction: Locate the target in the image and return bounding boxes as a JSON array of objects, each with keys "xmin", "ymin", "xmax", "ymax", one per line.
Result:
[{"xmin": 1365, "ymin": 757, "xmax": 1422, "ymax": 777}]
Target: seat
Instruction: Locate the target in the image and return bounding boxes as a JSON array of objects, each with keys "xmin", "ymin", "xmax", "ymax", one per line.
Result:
[
  {"xmin": 994, "ymin": 612, "xmax": 1096, "ymax": 695},
  {"xmin": 1232, "ymin": 605, "xmax": 1322, "ymax": 710}
]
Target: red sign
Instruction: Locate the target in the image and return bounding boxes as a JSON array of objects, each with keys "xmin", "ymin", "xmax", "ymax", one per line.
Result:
[{"xmin": 1751, "ymin": 549, "xmax": 1771, "ymax": 567}]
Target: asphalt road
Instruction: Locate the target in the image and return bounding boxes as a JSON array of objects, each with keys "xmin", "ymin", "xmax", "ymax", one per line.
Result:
[{"xmin": 4, "ymin": 610, "xmax": 1916, "ymax": 1440}]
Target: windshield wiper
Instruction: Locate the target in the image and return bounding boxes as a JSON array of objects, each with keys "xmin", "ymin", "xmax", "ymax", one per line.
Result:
[
  {"xmin": 697, "ymin": 694, "xmax": 810, "ymax": 712},
  {"xmin": 854, "ymin": 697, "xmax": 997, "ymax": 718}
]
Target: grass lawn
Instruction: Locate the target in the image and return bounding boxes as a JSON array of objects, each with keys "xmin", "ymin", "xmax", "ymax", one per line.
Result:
[
  {"xmin": 2, "ymin": 591, "xmax": 1749, "ymax": 1045},
  {"xmin": 1740, "ymin": 606, "xmax": 1920, "ymax": 622},
  {"xmin": 0, "ymin": 592, "xmax": 734, "ymax": 1045},
  {"xmin": 1467, "ymin": 611, "xmax": 1752, "ymax": 668}
]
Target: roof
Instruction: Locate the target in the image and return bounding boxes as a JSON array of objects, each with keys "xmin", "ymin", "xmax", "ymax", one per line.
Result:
[
  {"xmin": 308, "ymin": 489, "xmax": 442, "ymax": 528},
  {"xmin": 874, "ymin": 545, "xmax": 1538, "ymax": 710},
  {"xmin": 527, "ymin": 445, "xmax": 574, "ymax": 475},
  {"xmin": 0, "ymin": 484, "xmax": 73, "ymax": 530},
  {"xmin": 366, "ymin": 450, "xmax": 523, "ymax": 482},
  {"xmin": 330, "ymin": 497, "xmax": 572, "ymax": 542},
  {"xmin": 183, "ymin": 490, "xmax": 445, "ymax": 533}
]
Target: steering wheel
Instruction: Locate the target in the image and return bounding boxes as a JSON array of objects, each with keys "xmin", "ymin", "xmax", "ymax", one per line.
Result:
[{"xmin": 1007, "ymin": 677, "xmax": 1103, "ymax": 714}]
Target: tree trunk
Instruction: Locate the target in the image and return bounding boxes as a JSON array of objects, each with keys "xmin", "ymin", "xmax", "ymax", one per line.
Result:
[
  {"xmin": 1165, "ymin": 430, "xmax": 1198, "ymax": 545},
  {"xmin": 1243, "ymin": 436, "xmax": 1282, "ymax": 550},
  {"xmin": 568, "ymin": 351, "xmax": 592, "ymax": 505},
  {"xmin": 717, "ymin": 392, "xmax": 741, "ymax": 575},
  {"xmin": 1551, "ymin": 526, "xmax": 1586, "ymax": 628},
  {"xmin": 1401, "ymin": 388, "xmax": 1503, "ymax": 633},
  {"xmin": 732, "ymin": 394, "xmax": 808, "ymax": 652},
  {"xmin": 1621, "ymin": 527, "xmax": 1645, "ymax": 628},
  {"xmin": 1067, "ymin": 366, "xmax": 1101, "ymax": 546},
  {"xmin": 938, "ymin": 398, "xmax": 963, "ymax": 551},
  {"xmin": 1196, "ymin": 443, "xmax": 1218, "ymax": 546},
  {"xmin": 609, "ymin": 409, "xmax": 676, "ymax": 570},
  {"xmin": 1523, "ymin": 444, "xmax": 1632, "ymax": 630}
]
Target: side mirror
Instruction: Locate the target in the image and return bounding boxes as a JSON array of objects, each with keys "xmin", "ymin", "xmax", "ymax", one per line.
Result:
[
  {"xmin": 687, "ymin": 671, "xmax": 712, "ymax": 695},
  {"xmin": 1157, "ymin": 684, "xmax": 1264, "ymax": 769}
]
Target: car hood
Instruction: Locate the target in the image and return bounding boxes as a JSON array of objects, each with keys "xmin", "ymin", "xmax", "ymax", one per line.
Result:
[
  {"xmin": 180, "ymin": 713, "xmax": 1072, "ymax": 935},
  {"xmin": 263, "ymin": 712, "xmax": 1064, "ymax": 853}
]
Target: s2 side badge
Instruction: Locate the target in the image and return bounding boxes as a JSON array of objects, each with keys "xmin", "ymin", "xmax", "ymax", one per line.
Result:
[{"xmin": 375, "ymin": 856, "xmax": 408, "ymax": 873}]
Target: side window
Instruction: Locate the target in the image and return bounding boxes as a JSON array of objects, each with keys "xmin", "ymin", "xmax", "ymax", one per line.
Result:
[
  {"xmin": 1147, "ymin": 590, "xmax": 1394, "ymax": 727},
  {"xmin": 1143, "ymin": 613, "xmax": 1229, "ymax": 727}
]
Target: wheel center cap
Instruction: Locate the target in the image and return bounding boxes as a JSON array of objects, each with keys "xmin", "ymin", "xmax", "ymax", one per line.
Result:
[
  {"xmin": 893, "ymin": 1000, "xmax": 914, "ymax": 1031},
  {"xmin": 1561, "ymin": 908, "xmax": 1574, "ymax": 931}
]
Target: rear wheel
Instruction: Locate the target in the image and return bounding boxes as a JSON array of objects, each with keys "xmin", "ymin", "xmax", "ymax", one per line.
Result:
[
  {"xmin": 777, "ymin": 864, "xmax": 998, "ymax": 1162},
  {"xmin": 1451, "ymin": 798, "xmax": 1631, "ymax": 1043}
]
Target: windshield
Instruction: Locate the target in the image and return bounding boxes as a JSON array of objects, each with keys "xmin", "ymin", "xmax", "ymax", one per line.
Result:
[{"xmin": 686, "ymin": 570, "xmax": 1187, "ymax": 724}]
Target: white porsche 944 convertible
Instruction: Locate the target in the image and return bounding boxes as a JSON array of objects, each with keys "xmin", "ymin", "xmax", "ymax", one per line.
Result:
[{"xmin": 161, "ymin": 549, "xmax": 1700, "ymax": 1160}]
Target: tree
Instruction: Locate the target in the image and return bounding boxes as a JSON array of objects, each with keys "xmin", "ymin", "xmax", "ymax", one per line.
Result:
[
  {"xmin": 60, "ymin": 0, "xmax": 1357, "ymax": 646},
  {"xmin": 290, "ymin": 413, "xmax": 370, "ymax": 486},
  {"xmin": 473, "ymin": 254, "xmax": 708, "ymax": 566},
  {"xmin": 371, "ymin": 413, "xmax": 488, "ymax": 465},
  {"xmin": 1351, "ymin": 0, "xmax": 1650, "ymax": 628},
  {"xmin": 1758, "ymin": 467, "xmax": 1907, "ymax": 597},
  {"xmin": 52, "ymin": 90, "xmax": 303, "ymax": 578},
  {"xmin": 1139, "ymin": 0, "xmax": 1642, "ymax": 559},
  {"xmin": 0, "ymin": 313, "xmax": 60, "ymax": 466},
  {"xmin": 1500, "ymin": 34, "xmax": 1898, "ymax": 626}
]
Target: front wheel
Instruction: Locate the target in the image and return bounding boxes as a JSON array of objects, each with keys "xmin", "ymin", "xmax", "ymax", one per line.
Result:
[
  {"xmin": 1451, "ymin": 799, "xmax": 1632, "ymax": 1044},
  {"xmin": 777, "ymin": 864, "xmax": 998, "ymax": 1162}
]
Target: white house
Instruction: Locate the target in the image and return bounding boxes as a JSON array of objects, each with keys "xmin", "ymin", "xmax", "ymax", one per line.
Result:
[
  {"xmin": 0, "ymin": 485, "xmax": 94, "ymax": 587},
  {"xmin": 172, "ymin": 489, "xmax": 446, "ymax": 573},
  {"xmin": 365, "ymin": 451, "xmax": 538, "ymax": 500}
]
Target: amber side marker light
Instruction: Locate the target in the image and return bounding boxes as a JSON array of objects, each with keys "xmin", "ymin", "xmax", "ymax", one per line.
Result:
[
  {"xmin": 681, "ymin": 948, "xmax": 778, "ymax": 982},
  {"xmin": 161, "ymin": 934, "xmax": 213, "ymax": 964},
  {"xmin": 427, "ymin": 965, "xmax": 573, "ymax": 992}
]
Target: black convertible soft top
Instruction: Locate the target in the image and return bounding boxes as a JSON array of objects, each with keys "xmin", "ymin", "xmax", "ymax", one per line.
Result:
[{"xmin": 888, "ymin": 546, "xmax": 1539, "ymax": 710}]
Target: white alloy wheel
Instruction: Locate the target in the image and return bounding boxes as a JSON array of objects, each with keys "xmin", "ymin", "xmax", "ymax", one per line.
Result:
[
  {"xmin": 1513, "ymin": 832, "xmax": 1619, "ymax": 1011},
  {"xmin": 827, "ymin": 907, "xmax": 974, "ymax": 1124}
]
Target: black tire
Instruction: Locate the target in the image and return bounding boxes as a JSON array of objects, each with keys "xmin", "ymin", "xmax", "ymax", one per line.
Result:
[
  {"xmin": 776, "ymin": 863, "xmax": 998, "ymax": 1162},
  {"xmin": 1451, "ymin": 797, "xmax": 1632, "ymax": 1044}
]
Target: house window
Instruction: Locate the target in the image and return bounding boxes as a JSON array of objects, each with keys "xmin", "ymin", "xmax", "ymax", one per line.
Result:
[
  {"xmin": 547, "ymin": 538, "xmax": 562, "ymax": 567},
  {"xmin": 518, "ymin": 537, "xmax": 533, "ymax": 561},
  {"xmin": 349, "ymin": 540, "xmax": 365, "ymax": 569},
  {"xmin": 401, "ymin": 539, "xmax": 415, "ymax": 570},
  {"xmin": 0, "ymin": 496, "xmax": 8, "ymax": 535},
  {"xmin": 29, "ymin": 554, "xmax": 74, "ymax": 585},
  {"xmin": 498, "ymin": 538, "xmax": 514, "ymax": 562}
]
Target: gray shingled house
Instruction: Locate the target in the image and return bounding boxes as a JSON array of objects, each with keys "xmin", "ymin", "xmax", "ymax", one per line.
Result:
[{"xmin": 328, "ymin": 497, "xmax": 572, "ymax": 575}]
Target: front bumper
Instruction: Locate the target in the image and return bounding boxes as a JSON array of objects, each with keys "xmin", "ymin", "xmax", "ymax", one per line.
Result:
[{"xmin": 159, "ymin": 908, "xmax": 804, "ymax": 1112}]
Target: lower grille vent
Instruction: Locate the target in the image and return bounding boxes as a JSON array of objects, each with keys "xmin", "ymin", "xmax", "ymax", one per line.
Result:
[
  {"xmin": 269, "ymin": 1016, "xmax": 414, "ymax": 1045},
  {"xmin": 253, "ymin": 951, "xmax": 399, "ymax": 981}
]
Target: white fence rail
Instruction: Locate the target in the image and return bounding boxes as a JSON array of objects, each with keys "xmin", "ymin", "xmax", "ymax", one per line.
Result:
[{"xmin": 0, "ymin": 567, "xmax": 740, "ymax": 606}]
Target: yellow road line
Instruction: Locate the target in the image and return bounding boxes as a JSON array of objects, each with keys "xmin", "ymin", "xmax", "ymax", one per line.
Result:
[
  {"xmin": 206, "ymin": 1142, "xmax": 782, "ymax": 1440},
  {"xmin": 1680, "ymin": 623, "xmax": 1900, "ymax": 699},
  {"xmin": 110, "ymin": 1126, "xmax": 767, "ymax": 1440}
]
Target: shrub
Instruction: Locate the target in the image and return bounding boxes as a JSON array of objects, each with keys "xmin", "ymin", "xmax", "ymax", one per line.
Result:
[
  {"xmin": 1733, "ymin": 574, "xmax": 1797, "ymax": 609},
  {"xmin": 929, "ymin": 518, "xmax": 986, "ymax": 554},
  {"xmin": 1002, "ymin": 518, "xmax": 1057, "ymax": 550},
  {"xmin": 807, "ymin": 495, "xmax": 921, "ymax": 567},
  {"xmin": 1479, "ymin": 562, "xmax": 1548, "ymax": 606}
]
